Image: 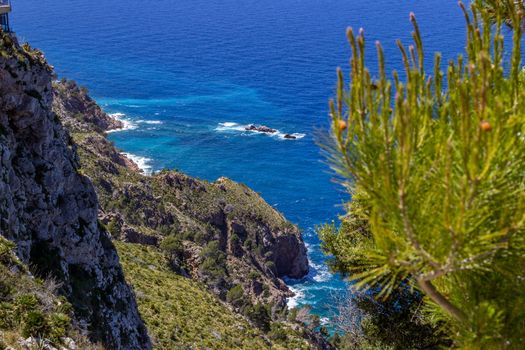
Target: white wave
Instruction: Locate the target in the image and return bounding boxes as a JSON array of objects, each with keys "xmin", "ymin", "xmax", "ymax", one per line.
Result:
[
  {"xmin": 215, "ymin": 122, "xmax": 305, "ymax": 140},
  {"xmin": 107, "ymin": 113, "xmax": 138, "ymax": 133},
  {"xmin": 276, "ymin": 132, "xmax": 306, "ymax": 140},
  {"xmin": 320, "ymin": 317, "xmax": 330, "ymax": 325},
  {"xmin": 122, "ymin": 153, "xmax": 153, "ymax": 175},
  {"xmin": 313, "ymin": 268, "xmax": 332, "ymax": 283},
  {"xmin": 137, "ymin": 119, "xmax": 163, "ymax": 125},
  {"xmin": 215, "ymin": 121, "xmax": 248, "ymax": 132},
  {"xmin": 287, "ymin": 285, "xmax": 306, "ymax": 309}
]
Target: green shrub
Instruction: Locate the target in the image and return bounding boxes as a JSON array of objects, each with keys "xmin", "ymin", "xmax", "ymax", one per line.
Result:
[
  {"xmin": 269, "ymin": 323, "xmax": 288, "ymax": 342},
  {"xmin": 245, "ymin": 303, "xmax": 271, "ymax": 332},
  {"xmin": 226, "ymin": 285, "xmax": 244, "ymax": 308},
  {"xmin": 247, "ymin": 271, "xmax": 261, "ymax": 280},
  {"xmin": 160, "ymin": 235, "xmax": 184, "ymax": 267},
  {"xmin": 15, "ymin": 294, "xmax": 39, "ymax": 315},
  {"xmin": 22, "ymin": 311, "xmax": 48, "ymax": 338},
  {"xmin": 106, "ymin": 218, "xmax": 120, "ymax": 238},
  {"xmin": 199, "ymin": 241, "xmax": 227, "ymax": 283},
  {"xmin": 0, "ymin": 302, "xmax": 14, "ymax": 329}
]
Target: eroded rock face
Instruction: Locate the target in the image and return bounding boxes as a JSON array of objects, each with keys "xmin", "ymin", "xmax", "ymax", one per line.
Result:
[
  {"xmin": 52, "ymin": 79, "xmax": 310, "ymax": 309},
  {"xmin": 0, "ymin": 36, "xmax": 150, "ymax": 349},
  {"xmin": 53, "ymin": 79, "xmax": 123, "ymax": 133}
]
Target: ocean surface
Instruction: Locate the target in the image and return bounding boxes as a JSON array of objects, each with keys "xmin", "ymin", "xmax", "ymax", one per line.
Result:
[{"xmin": 13, "ymin": 0, "xmax": 471, "ymax": 322}]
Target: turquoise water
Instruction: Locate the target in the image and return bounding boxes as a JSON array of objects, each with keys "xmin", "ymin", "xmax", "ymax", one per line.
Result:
[{"xmin": 13, "ymin": 0, "xmax": 469, "ymax": 320}]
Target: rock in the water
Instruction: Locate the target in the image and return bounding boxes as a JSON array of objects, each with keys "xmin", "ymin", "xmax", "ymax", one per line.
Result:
[
  {"xmin": 245, "ymin": 124, "xmax": 277, "ymax": 133},
  {"xmin": 283, "ymin": 133, "xmax": 297, "ymax": 139}
]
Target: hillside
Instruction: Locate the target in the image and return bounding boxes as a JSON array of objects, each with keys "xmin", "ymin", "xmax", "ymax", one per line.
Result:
[
  {"xmin": 52, "ymin": 78, "xmax": 333, "ymax": 349},
  {"xmin": 0, "ymin": 31, "xmax": 332, "ymax": 349}
]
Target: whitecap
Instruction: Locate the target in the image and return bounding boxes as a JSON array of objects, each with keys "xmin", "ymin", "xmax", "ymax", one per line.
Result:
[
  {"xmin": 215, "ymin": 122, "xmax": 248, "ymax": 132},
  {"xmin": 107, "ymin": 113, "xmax": 138, "ymax": 132},
  {"xmin": 276, "ymin": 132, "xmax": 306, "ymax": 140},
  {"xmin": 137, "ymin": 119, "xmax": 163, "ymax": 125},
  {"xmin": 122, "ymin": 153, "xmax": 153, "ymax": 175},
  {"xmin": 215, "ymin": 122, "xmax": 305, "ymax": 140},
  {"xmin": 313, "ymin": 268, "xmax": 332, "ymax": 283},
  {"xmin": 287, "ymin": 285, "xmax": 306, "ymax": 309}
]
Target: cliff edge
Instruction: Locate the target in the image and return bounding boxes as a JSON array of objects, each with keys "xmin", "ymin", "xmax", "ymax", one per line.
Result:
[{"xmin": 0, "ymin": 34, "xmax": 151, "ymax": 349}]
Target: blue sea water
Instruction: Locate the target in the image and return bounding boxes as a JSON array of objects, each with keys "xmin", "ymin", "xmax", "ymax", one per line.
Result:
[{"xmin": 13, "ymin": 0, "xmax": 470, "ymax": 321}]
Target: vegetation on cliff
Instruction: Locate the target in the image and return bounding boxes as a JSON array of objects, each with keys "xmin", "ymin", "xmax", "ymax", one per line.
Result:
[
  {"xmin": 0, "ymin": 237, "xmax": 102, "ymax": 350},
  {"xmin": 116, "ymin": 241, "xmax": 318, "ymax": 349},
  {"xmin": 321, "ymin": 0, "xmax": 525, "ymax": 348},
  {"xmin": 52, "ymin": 81, "xmax": 331, "ymax": 348}
]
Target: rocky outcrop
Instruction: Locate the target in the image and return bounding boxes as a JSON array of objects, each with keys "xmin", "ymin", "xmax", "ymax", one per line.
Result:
[
  {"xmin": 0, "ymin": 34, "xmax": 150, "ymax": 349},
  {"xmin": 53, "ymin": 79, "xmax": 123, "ymax": 133},
  {"xmin": 245, "ymin": 124, "xmax": 277, "ymax": 133},
  {"xmin": 52, "ymin": 80, "xmax": 310, "ymax": 309}
]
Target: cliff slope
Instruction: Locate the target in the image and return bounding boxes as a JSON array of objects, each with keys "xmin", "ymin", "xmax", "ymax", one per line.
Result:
[
  {"xmin": 0, "ymin": 31, "xmax": 331, "ymax": 349},
  {"xmin": 51, "ymin": 82, "xmax": 334, "ymax": 349},
  {"xmin": 0, "ymin": 34, "xmax": 150, "ymax": 349},
  {"xmin": 53, "ymin": 79, "xmax": 309, "ymax": 309}
]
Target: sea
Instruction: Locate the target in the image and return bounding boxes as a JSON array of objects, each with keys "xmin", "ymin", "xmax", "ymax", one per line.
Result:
[{"xmin": 13, "ymin": 0, "xmax": 472, "ymax": 323}]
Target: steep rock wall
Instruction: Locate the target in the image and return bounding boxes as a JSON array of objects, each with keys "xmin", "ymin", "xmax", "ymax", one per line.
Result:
[{"xmin": 0, "ymin": 35, "xmax": 150, "ymax": 349}]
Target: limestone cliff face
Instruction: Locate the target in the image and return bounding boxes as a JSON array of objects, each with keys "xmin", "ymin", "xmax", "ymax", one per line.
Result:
[
  {"xmin": 0, "ymin": 35, "xmax": 150, "ymax": 349},
  {"xmin": 52, "ymin": 79, "xmax": 309, "ymax": 309}
]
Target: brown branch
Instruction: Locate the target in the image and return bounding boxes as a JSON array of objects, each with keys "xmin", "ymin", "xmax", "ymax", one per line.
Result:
[{"xmin": 417, "ymin": 278, "xmax": 467, "ymax": 322}]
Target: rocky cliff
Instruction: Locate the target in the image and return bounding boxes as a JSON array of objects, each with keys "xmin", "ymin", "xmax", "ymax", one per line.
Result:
[
  {"xmin": 52, "ymin": 79, "xmax": 310, "ymax": 310},
  {"xmin": 0, "ymin": 30, "xmax": 329, "ymax": 349},
  {"xmin": 0, "ymin": 34, "xmax": 150, "ymax": 349}
]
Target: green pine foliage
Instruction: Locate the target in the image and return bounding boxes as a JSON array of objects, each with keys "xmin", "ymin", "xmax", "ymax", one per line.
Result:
[{"xmin": 322, "ymin": 1, "xmax": 525, "ymax": 348}]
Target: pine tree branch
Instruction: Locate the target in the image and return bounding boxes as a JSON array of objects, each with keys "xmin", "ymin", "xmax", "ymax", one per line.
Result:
[{"xmin": 417, "ymin": 278, "xmax": 467, "ymax": 322}]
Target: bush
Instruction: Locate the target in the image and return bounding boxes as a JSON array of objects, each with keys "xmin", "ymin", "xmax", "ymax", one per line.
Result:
[
  {"xmin": 22, "ymin": 311, "xmax": 48, "ymax": 338},
  {"xmin": 268, "ymin": 323, "xmax": 288, "ymax": 342},
  {"xmin": 105, "ymin": 218, "xmax": 120, "ymax": 238},
  {"xmin": 247, "ymin": 271, "xmax": 261, "ymax": 280},
  {"xmin": 200, "ymin": 241, "xmax": 227, "ymax": 284},
  {"xmin": 49, "ymin": 313, "xmax": 71, "ymax": 342},
  {"xmin": 160, "ymin": 235, "xmax": 184, "ymax": 267},
  {"xmin": 226, "ymin": 285, "xmax": 244, "ymax": 308},
  {"xmin": 245, "ymin": 303, "xmax": 271, "ymax": 332}
]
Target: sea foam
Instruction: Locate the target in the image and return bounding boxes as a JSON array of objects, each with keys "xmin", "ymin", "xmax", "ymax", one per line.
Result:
[
  {"xmin": 216, "ymin": 122, "xmax": 305, "ymax": 140},
  {"xmin": 107, "ymin": 113, "xmax": 138, "ymax": 132},
  {"xmin": 122, "ymin": 152, "xmax": 153, "ymax": 175}
]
